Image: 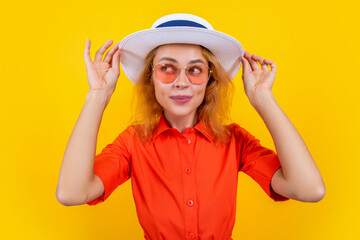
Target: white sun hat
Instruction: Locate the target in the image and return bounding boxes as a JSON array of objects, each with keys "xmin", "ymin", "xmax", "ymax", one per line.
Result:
[{"xmin": 118, "ymin": 13, "xmax": 244, "ymax": 84}]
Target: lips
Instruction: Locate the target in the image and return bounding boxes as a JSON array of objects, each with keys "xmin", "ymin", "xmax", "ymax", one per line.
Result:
[
  {"xmin": 170, "ymin": 95, "xmax": 192, "ymax": 100},
  {"xmin": 170, "ymin": 95, "xmax": 192, "ymax": 104}
]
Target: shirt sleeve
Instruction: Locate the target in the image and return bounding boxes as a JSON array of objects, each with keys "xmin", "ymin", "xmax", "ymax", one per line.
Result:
[
  {"xmin": 86, "ymin": 129, "xmax": 131, "ymax": 206},
  {"xmin": 235, "ymin": 124, "xmax": 289, "ymax": 202}
]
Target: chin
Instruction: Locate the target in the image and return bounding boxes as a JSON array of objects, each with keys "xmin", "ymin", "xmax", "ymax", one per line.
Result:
[
  {"xmin": 164, "ymin": 106, "xmax": 197, "ymax": 118},
  {"xmin": 168, "ymin": 109, "xmax": 192, "ymax": 117},
  {"xmin": 159, "ymin": 97, "xmax": 202, "ymax": 118}
]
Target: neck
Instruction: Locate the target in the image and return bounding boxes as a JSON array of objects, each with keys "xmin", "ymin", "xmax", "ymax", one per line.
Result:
[{"xmin": 163, "ymin": 110, "xmax": 198, "ymax": 134}]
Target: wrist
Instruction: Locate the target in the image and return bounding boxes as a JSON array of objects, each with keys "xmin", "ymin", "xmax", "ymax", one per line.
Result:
[
  {"xmin": 86, "ymin": 89, "xmax": 113, "ymax": 109},
  {"xmin": 251, "ymin": 90, "xmax": 276, "ymax": 113}
]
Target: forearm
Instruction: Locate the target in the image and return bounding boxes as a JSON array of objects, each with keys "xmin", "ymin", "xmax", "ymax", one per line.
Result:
[
  {"xmin": 56, "ymin": 90, "xmax": 110, "ymax": 204},
  {"xmin": 253, "ymin": 91, "xmax": 325, "ymax": 198}
]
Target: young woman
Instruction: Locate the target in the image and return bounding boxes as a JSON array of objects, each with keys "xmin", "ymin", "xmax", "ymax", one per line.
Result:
[{"xmin": 56, "ymin": 13, "xmax": 325, "ymax": 240}]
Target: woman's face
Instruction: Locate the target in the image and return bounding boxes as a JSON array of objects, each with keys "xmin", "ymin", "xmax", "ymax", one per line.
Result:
[{"xmin": 151, "ymin": 43, "xmax": 210, "ymax": 120}]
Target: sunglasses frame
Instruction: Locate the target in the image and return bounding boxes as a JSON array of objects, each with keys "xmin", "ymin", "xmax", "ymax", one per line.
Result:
[{"xmin": 152, "ymin": 63, "xmax": 213, "ymax": 85}]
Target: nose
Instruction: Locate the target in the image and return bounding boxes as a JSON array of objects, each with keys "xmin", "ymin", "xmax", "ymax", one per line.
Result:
[{"xmin": 174, "ymin": 68, "xmax": 190, "ymax": 88}]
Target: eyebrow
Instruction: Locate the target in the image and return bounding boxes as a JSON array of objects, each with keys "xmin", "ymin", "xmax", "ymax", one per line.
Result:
[{"xmin": 158, "ymin": 57, "xmax": 207, "ymax": 65}]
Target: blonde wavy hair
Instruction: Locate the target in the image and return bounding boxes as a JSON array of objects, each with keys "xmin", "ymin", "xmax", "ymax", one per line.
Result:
[{"xmin": 127, "ymin": 44, "xmax": 235, "ymax": 146}]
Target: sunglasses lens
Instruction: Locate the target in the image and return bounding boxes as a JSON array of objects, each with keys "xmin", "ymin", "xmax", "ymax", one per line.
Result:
[
  {"xmin": 154, "ymin": 64, "xmax": 177, "ymax": 83},
  {"xmin": 154, "ymin": 63, "xmax": 210, "ymax": 84},
  {"xmin": 187, "ymin": 65, "xmax": 210, "ymax": 84}
]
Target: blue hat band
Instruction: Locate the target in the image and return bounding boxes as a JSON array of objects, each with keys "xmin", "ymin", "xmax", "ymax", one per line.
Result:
[{"xmin": 155, "ymin": 20, "xmax": 207, "ymax": 29}]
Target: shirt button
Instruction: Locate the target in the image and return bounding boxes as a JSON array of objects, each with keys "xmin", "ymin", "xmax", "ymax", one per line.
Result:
[
  {"xmin": 184, "ymin": 168, "xmax": 191, "ymax": 174},
  {"xmin": 187, "ymin": 199, "xmax": 194, "ymax": 206},
  {"xmin": 187, "ymin": 139, "xmax": 191, "ymax": 144},
  {"xmin": 188, "ymin": 232, "xmax": 196, "ymax": 239}
]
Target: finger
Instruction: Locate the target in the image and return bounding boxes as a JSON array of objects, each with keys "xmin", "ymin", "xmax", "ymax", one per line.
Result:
[
  {"xmin": 84, "ymin": 39, "xmax": 92, "ymax": 65},
  {"xmin": 241, "ymin": 55, "xmax": 252, "ymax": 74},
  {"xmin": 252, "ymin": 54, "xmax": 268, "ymax": 70},
  {"xmin": 110, "ymin": 49, "xmax": 121, "ymax": 75},
  {"xmin": 264, "ymin": 58, "xmax": 277, "ymax": 72},
  {"xmin": 103, "ymin": 41, "xmax": 120, "ymax": 64},
  {"xmin": 94, "ymin": 39, "xmax": 113, "ymax": 62},
  {"xmin": 250, "ymin": 54, "xmax": 262, "ymax": 70},
  {"xmin": 243, "ymin": 50, "xmax": 252, "ymax": 59},
  {"xmin": 244, "ymin": 50, "xmax": 260, "ymax": 70},
  {"xmin": 243, "ymin": 50, "xmax": 252, "ymax": 72},
  {"xmin": 261, "ymin": 58, "xmax": 270, "ymax": 71}
]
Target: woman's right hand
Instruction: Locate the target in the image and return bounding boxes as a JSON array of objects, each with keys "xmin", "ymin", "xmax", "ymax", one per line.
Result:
[{"xmin": 83, "ymin": 39, "xmax": 121, "ymax": 94}]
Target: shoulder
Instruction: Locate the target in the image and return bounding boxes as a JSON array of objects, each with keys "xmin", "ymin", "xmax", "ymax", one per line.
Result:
[
  {"xmin": 223, "ymin": 122, "xmax": 260, "ymax": 147},
  {"xmin": 109, "ymin": 125, "xmax": 139, "ymax": 147},
  {"xmin": 119, "ymin": 123, "xmax": 154, "ymax": 145},
  {"xmin": 225, "ymin": 122, "xmax": 252, "ymax": 139},
  {"xmin": 113, "ymin": 125, "xmax": 134, "ymax": 139}
]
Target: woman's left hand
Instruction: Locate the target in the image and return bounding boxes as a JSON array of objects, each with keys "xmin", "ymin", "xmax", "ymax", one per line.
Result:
[{"xmin": 240, "ymin": 50, "xmax": 277, "ymax": 110}]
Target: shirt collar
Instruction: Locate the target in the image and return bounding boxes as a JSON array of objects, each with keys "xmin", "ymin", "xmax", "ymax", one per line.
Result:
[{"xmin": 152, "ymin": 112, "xmax": 213, "ymax": 143}]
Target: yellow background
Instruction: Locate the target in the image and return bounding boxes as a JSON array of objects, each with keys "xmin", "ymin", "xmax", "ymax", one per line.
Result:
[{"xmin": 1, "ymin": 0, "xmax": 359, "ymax": 239}]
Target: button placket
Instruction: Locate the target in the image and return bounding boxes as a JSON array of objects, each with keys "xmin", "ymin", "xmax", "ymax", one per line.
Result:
[
  {"xmin": 179, "ymin": 130, "xmax": 197, "ymax": 237},
  {"xmin": 188, "ymin": 232, "xmax": 196, "ymax": 239}
]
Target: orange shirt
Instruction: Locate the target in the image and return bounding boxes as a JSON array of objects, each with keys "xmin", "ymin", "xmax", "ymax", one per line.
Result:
[{"xmin": 87, "ymin": 112, "xmax": 289, "ymax": 239}]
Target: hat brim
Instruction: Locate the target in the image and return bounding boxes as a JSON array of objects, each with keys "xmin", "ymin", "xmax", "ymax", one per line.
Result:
[{"xmin": 118, "ymin": 27, "xmax": 244, "ymax": 84}]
